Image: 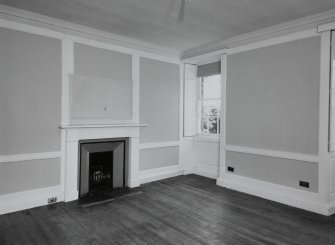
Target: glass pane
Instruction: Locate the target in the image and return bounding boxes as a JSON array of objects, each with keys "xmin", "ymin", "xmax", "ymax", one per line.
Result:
[
  {"xmin": 200, "ymin": 117, "xmax": 208, "ymax": 134},
  {"xmin": 208, "ymin": 116, "xmax": 219, "ymax": 134},
  {"xmin": 200, "ymin": 77, "xmax": 204, "ymax": 99},
  {"xmin": 201, "ymin": 74, "xmax": 221, "ymax": 99},
  {"xmin": 201, "ymin": 100, "xmax": 221, "ymax": 116}
]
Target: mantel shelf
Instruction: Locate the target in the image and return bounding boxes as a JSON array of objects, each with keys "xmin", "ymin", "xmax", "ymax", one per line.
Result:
[{"xmin": 59, "ymin": 123, "xmax": 147, "ymax": 129}]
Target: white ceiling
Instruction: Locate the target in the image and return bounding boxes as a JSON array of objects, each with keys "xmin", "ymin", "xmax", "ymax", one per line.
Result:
[{"xmin": 1, "ymin": 0, "xmax": 335, "ymax": 52}]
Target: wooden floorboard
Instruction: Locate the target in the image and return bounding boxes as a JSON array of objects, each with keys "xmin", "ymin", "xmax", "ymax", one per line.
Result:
[{"xmin": 1, "ymin": 174, "xmax": 335, "ymax": 245}]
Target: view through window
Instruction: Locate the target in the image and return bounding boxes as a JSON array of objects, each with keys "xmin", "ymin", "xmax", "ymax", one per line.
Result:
[{"xmin": 198, "ymin": 74, "xmax": 221, "ymax": 135}]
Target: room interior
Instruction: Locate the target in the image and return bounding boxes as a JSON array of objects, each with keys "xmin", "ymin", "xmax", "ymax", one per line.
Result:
[{"xmin": 1, "ymin": 0, "xmax": 335, "ymax": 244}]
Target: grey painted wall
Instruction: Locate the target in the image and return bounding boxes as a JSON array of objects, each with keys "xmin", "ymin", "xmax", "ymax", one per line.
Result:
[
  {"xmin": 71, "ymin": 74, "xmax": 133, "ymax": 120},
  {"xmin": 0, "ymin": 158, "xmax": 61, "ymax": 195},
  {"xmin": 73, "ymin": 44, "xmax": 133, "ymax": 121},
  {"xmin": 226, "ymin": 151, "xmax": 318, "ymax": 192},
  {"xmin": 139, "ymin": 147, "xmax": 179, "ymax": 171},
  {"xmin": 139, "ymin": 58, "xmax": 180, "ymax": 143},
  {"xmin": 74, "ymin": 43, "xmax": 132, "ymax": 81},
  {"xmin": 226, "ymin": 36, "xmax": 320, "ymax": 155},
  {"xmin": 0, "ymin": 28, "xmax": 62, "ymax": 155}
]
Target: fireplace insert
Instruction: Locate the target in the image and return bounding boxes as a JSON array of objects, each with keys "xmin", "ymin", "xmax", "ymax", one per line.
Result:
[{"xmin": 79, "ymin": 138, "xmax": 128, "ymax": 198}]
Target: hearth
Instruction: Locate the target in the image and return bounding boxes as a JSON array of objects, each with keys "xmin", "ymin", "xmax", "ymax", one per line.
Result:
[{"xmin": 79, "ymin": 138, "xmax": 129, "ymax": 199}]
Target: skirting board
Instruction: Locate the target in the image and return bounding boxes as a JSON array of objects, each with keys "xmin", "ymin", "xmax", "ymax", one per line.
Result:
[
  {"xmin": 139, "ymin": 165, "xmax": 183, "ymax": 184},
  {"xmin": 183, "ymin": 166, "xmax": 219, "ymax": 179},
  {"xmin": 328, "ymin": 200, "xmax": 335, "ymax": 216},
  {"xmin": 64, "ymin": 190, "xmax": 79, "ymax": 202},
  {"xmin": 0, "ymin": 185, "xmax": 64, "ymax": 215},
  {"xmin": 194, "ymin": 166, "xmax": 219, "ymax": 179},
  {"xmin": 217, "ymin": 174, "xmax": 333, "ymax": 216},
  {"xmin": 183, "ymin": 167, "xmax": 195, "ymax": 175}
]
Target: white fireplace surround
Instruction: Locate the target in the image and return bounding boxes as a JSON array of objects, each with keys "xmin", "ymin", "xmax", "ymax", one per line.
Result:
[{"xmin": 60, "ymin": 123, "xmax": 145, "ymax": 202}]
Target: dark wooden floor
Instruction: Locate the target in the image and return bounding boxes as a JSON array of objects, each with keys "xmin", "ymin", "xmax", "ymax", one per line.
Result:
[{"xmin": 1, "ymin": 175, "xmax": 335, "ymax": 245}]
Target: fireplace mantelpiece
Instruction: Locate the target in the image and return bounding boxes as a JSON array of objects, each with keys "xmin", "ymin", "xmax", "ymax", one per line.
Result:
[
  {"xmin": 60, "ymin": 124, "xmax": 145, "ymax": 202},
  {"xmin": 59, "ymin": 123, "xmax": 146, "ymax": 129}
]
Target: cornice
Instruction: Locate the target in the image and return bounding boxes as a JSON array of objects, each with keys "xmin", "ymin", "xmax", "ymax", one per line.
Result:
[
  {"xmin": 0, "ymin": 4, "xmax": 181, "ymax": 59},
  {"xmin": 182, "ymin": 8, "xmax": 335, "ymax": 60},
  {"xmin": 1, "ymin": 4, "xmax": 335, "ymax": 62}
]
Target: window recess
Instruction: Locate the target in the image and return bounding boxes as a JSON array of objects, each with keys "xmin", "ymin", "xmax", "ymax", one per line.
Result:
[{"xmin": 197, "ymin": 62, "xmax": 221, "ymax": 136}]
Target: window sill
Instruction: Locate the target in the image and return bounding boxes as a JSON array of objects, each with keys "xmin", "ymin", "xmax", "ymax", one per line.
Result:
[{"xmin": 196, "ymin": 134, "xmax": 220, "ymax": 143}]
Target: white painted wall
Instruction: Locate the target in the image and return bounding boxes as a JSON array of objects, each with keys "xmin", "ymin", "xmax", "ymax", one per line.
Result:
[
  {"xmin": 216, "ymin": 31, "xmax": 335, "ymax": 216},
  {"xmin": 179, "ymin": 138, "xmax": 195, "ymax": 173},
  {"xmin": 221, "ymin": 36, "xmax": 321, "ymax": 194},
  {"xmin": 330, "ymin": 157, "xmax": 335, "ymax": 194},
  {"xmin": 2, "ymin": 5, "xmax": 335, "ymax": 216},
  {"xmin": 0, "ymin": 15, "xmax": 184, "ymax": 214},
  {"xmin": 139, "ymin": 57, "xmax": 181, "ymax": 172},
  {"xmin": 184, "ymin": 28, "xmax": 335, "ymax": 215},
  {"xmin": 0, "ymin": 27, "xmax": 62, "ymax": 197},
  {"xmin": 195, "ymin": 138, "xmax": 220, "ymax": 179}
]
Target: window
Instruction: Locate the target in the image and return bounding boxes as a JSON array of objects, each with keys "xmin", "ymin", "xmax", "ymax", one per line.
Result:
[
  {"xmin": 330, "ymin": 30, "xmax": 335, "ymax": 151},
  {"xmin": 197, "ymin": 74, "xmax": 221, "ymax": 135}
]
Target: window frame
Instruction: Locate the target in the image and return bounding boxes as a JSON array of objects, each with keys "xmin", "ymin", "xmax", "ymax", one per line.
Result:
[{"xmin": 196, "ymin": 74, "xmax": 221, "ymax": 137}]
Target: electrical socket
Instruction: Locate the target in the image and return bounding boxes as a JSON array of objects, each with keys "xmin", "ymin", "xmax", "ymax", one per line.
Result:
[
  {"xmin": 299, "ymin": 181, "xmax": 310, "ymax": 188},
  {"xmin": 48, "ymin": 197, "xmax": 57, "ymax": 204},
  {"xmin": 227, "ymin": 166, "xmax": 234, "ymax": 172}
]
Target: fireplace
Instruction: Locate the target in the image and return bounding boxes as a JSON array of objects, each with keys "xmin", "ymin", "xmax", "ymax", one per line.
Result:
[
  {"xmin": 79, "ymin": 138, "xmax": 129, "ymax": 198},
  {"xmin": 60, "ymin": 124, "xmax": 143, "ymax": 202}
]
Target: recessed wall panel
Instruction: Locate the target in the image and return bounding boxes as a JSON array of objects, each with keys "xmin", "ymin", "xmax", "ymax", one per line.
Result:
[
  {"xmin": 226, "ymin": 37, "xmax": 320, "ymax": 155},
  {"xmin": 74, "ymin": 43, "xmax": 132, "ymax": 81},
  {"xmin": 140, "ymin": 146, "xmax": 179, "ymax": 171},
  {"xmin": 73, "ymin": 44, "xmax": 133, "ymax": 121},
  {"xmin": 226, "ymin": 151, "xmax": 318, "ymax": 192},
  {"xmin": 71, "ymin": 74, "xmax": 133, "ymax": 120},
  {"xmin": 0, "ymin": 28, "xmax": 62, "ymax": 155},
  {"xmin": 140, "ymin": 58, "xmax": 180, "ymax": 143},
  {"xmin": 197, "ymin": 141, "xmax": 219, "ymax": 166},
  {"xmin": 0, "ymin": 158, "xmax": 61, "ymax": 195}
]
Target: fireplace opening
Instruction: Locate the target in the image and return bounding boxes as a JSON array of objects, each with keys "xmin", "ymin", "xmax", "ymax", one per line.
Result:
[
  {"xmin": 79, "ymin": 138, "xmax": 129, "ymax": 200},
  {"xmin": 89, "ymin": 151, "xmax": 114, "ymax": 193}
]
